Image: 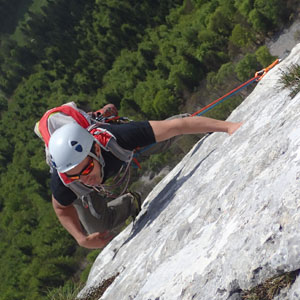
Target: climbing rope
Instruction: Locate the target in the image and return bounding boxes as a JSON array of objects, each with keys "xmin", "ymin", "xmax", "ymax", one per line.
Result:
[{"xmin": 192, "ymin": 59, "xmax": 280, "ymax": 117}]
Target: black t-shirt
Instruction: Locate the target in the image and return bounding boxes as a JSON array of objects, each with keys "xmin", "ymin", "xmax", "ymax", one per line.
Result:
[{"xmin": 50, "ymin": 121, "xmax": 156, "ymax": 206}]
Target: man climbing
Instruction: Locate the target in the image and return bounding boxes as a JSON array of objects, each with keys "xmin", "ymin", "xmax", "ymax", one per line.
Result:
[{"xmin": 37, "ymin": 103, "xmax": 242, "ymax": 249}]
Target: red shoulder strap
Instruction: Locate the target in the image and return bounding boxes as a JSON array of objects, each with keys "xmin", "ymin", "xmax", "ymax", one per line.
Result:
[
  {"xmin": 38, "ymin": 105, "xmax": 90, "ymax": 146},
  {"xmin": 89, "ymin": 128, "xmax": 112, "ymax": 148}
]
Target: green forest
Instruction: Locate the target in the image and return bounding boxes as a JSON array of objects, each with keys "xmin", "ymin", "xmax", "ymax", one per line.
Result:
[{"xmin": 0, "ymin": 0, "xmax": 298, "ymax": 299}]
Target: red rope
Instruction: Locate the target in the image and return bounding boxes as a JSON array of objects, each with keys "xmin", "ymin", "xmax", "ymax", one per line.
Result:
[
  {"xmin": 191, "ymin": 76, "xmax": 257, "ymax": 117},
  {"xmin": 191, "ymin": 59, "xmax": 280, "ymax": 117}
]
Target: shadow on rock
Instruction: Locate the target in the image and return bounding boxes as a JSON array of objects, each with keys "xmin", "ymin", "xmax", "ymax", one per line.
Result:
[{"xmin": 112, "ymin": 144, "xmax": 215, "ymax": 259}]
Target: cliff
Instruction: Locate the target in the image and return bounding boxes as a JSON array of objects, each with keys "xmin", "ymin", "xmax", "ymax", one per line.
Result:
[{"xmin": 78, "ymin": 43, "xmax": 300, "ymax": 300}]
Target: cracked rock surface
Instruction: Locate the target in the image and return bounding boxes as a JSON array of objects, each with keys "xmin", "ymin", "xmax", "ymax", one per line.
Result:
[{"xmin": 78, "ymin": 44, "xmax": 300, "ymax": 300}]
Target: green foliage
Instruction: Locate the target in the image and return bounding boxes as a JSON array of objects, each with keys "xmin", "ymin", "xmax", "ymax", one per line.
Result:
[
  {"xmin": 234, "ymin": 46, "xmax": 276, "ymax": 83},
  {"xmin": 146, "ymin": 151, "xmax": 176, "ymax": 173},
  {"xmin": 230, "ymin": 24, "xmax": 254, "ymax": 48},
  {"xmin": 207, "ymin": 62, "xmax": 235, "ymax": 91},
  {"xmin": 0, "ymin": 37, "xmax": 37, "ymax": 93},
  {"xmin": 196, "ymin": 29, "xmax": 228, "ymax": 71},
  {"xmin": 254, "ymin": 0, "xmax": 289, "ymax": 27},
  {"xmin": 45, "ymin": 281, "xmax": 84, "ymax": 300},
  {"xmin": 243, "ymin": 0, "xmax": 290, "ymax": 33},
  {"xmin": 205, "ymin": 95, "xmax": 244, "ymax": 120},
  {"xmin": 207, "ymin": 6, "xmax": 234, "ymax": 36},
  {"xmin": 235, "ymin": 0, "xmax": 290, "ymax": 33},
  {"xmin": 153, "ymin": 89, "xmax": 179, "ymax": 118},
  {"xmin": 0, "ymin": 0, "xmax": 33, "ymax": 35},
  {"xmin": 248, "ymin": 8, "xmax": 268, "ymax": 32},
  {"xmin": 94, "ymin": 49, "xmax": 149, "ymax": 110},
  {"xmin": 255, "ymin": 45, "xmax": 277, "ymax": 67},
  {"xmin": 0, "ymin": 94, "xmax": 8, "ymax": 113},
  {"xmin": 234, "ymin": 0, "xmax": 253, "ymax": 17},
  {"xmin": 241, "ymin": 270, "xmax": 299, "ymax": 300},
  {"xmin": 235, "ymin": 53, "xmax": 260, "ymax": 81},
  {"xmin": 280, "ymin": 64, "xmax": 300, "ymax": 98}
]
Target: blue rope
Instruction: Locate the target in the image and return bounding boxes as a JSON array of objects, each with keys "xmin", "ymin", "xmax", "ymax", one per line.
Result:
[{"xmin": 196, "ymin": 77, "xmax": 257, "ymax": 116}]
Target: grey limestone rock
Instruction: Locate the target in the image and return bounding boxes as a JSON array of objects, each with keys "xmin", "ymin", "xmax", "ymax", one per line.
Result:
[{"xmin": 78, "ymin": 43, "xmax": 300, "ymax": 300}]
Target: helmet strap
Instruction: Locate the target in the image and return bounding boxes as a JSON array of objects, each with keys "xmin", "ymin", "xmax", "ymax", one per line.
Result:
[{"xmin": 89, "ymin": 151, "xmax": 105, "ymax": 180}]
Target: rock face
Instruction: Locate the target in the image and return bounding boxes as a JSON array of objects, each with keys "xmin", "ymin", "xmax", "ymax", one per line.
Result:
[
  {"xmin": 78, "ymin": 44, "xmax": 300, "ymax": 300},
  {"xmin": 267, "ymin": 18, "xmax": 300, "ymax": 59}
]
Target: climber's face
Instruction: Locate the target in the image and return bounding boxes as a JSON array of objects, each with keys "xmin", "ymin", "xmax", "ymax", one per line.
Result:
[{"xmin": 65, "ymin": 144, "xmax": 103, "ymax": 186}]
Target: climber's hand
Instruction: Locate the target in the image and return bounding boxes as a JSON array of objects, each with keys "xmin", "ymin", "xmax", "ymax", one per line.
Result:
[
  {"xmin": 227, "ymin": 122, "xmax": 243, "ymax": 135},
  {"xmin": 78, "ymin": 231, "xmax": 113, "ymax": 249}
]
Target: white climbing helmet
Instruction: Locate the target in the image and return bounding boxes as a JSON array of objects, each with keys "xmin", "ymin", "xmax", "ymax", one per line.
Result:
[{"xmin": 48, "ymin": 122, "xmax": 94, "ymax": 173}]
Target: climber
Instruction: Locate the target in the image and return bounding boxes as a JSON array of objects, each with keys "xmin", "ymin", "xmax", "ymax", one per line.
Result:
[{"xmin": 38, "ymin": 104, "xmax": 243, "ymax": 249}]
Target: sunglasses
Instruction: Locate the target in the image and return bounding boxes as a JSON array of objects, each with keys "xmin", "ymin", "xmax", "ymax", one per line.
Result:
[{"xmin": 65, "ymin": 157, "xmax": 94, "ymax": 180}]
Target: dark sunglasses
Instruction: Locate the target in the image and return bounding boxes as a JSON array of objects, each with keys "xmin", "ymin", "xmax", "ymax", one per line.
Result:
[{"xmin": 65, "ymin": 157, "xmax": 94, "ymax": 180}]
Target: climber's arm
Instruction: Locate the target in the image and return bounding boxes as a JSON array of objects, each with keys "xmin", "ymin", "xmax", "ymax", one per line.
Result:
[
  {"xmin": 149, "ymin": 116, "xmax": 243, "ymax": 143},
  {"xmin": 52, "ymin": 196, "xmax": 112, "ymax": 249}
]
